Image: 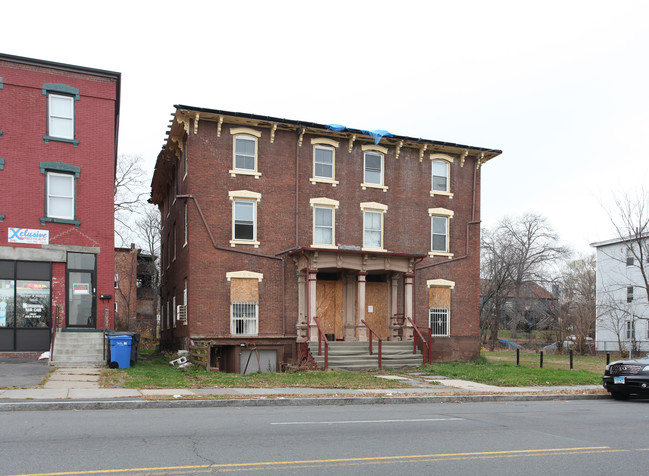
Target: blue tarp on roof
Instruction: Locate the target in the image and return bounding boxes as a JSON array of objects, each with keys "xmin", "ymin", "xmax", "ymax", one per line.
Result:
[{"xmin": 326, "ymin": 124, "xmax": 394, "ymax": 144}]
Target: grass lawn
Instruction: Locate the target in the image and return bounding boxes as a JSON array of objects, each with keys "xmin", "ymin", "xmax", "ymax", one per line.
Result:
[
  {"xmin": 417, "ymin": 355, "xmax": 602, "ymax": 386},
  {"xmin": 483, "ymin": 350, "xmax": 612, "ymax": 373},
  {"xmin": 100, "ymin": 351, "xmax": 605, "ymax": 389},
  {"xmin": 100, "ymin": 353, "xmax": 409, "ymax": 389}
]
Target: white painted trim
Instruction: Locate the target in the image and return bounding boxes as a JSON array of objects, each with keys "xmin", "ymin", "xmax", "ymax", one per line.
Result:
[
  {"xmin": 230, "ymin": 127, "xmax": 262, "ymax": 138},
  {"xmin": 310, "ymin": 197, "xmax": 340, "ymax": 208},
  {"xmin": 361, "ymin": 144, "xmax": 388, "ymax": 154},
  {"xmin": 229, "ymin": 190, "xmax": 262, "ymax": 201},
  {"xmin": 427, "ymin": 279, "xmax": 455, "ymax": 289},
  {"xmin": 311, "ymin": 137, "xmax": 339, "ymax": 148},
  {"xmin": 226, "ymin": 270, "xmax": 264, "ymax": 282}
]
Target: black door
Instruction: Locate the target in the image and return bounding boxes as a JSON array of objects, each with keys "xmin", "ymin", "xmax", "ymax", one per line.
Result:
[{"xmin": 66, "ymin": 253, "xmax": 96, "ymax": 328}]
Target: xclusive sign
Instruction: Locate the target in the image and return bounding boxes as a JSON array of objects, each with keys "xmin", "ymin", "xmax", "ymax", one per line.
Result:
[{"xmin": 8, "ymin": 228, "xmax": 50, "ymax": 245}]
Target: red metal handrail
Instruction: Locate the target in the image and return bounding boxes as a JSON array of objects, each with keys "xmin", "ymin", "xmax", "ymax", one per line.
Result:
[
  {"xmin": 361, "ymin": 319, "xmax": 383, "ymax": 370},
  {"xmin": 407, "ymin": 317, "xmax": 429, "ymax": 365},
  {"xmin": 313, "ymin": 316, "xmax": 329, "ymax": 370}
]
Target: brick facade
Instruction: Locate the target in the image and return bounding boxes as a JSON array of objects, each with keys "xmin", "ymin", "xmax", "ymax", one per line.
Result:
[
  {"xmin": 151, "ymin": 106, "xmax": 500, "ymax": 371},
  {"xmin": 0, "ymin": 54, "xmax": 120, "ymax": 354}
]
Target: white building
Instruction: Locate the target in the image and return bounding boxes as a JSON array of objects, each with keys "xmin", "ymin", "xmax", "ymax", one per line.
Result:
[{"xmin": 592, "ymin": 236, "xmax": 649, "ymax": 353}]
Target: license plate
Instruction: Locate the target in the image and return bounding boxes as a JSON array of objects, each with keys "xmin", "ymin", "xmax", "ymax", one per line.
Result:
[{"xmin": 614, "ymin": 377, "xmax": 625, "ymax": 384}]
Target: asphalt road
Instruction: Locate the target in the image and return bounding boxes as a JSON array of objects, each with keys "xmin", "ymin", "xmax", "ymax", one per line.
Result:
[{"xmin": 2, "ymin": 399, "xmax": 648, "ymax": 475}]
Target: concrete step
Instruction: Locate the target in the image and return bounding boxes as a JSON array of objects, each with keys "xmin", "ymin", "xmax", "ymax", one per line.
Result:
[
  {"xmin": 51, "ymin": 332, "xmax": 107, "ymax": 367},
  {"xmin": 308, "ymin": 341, "xmax": 423, "ymax": 370}
]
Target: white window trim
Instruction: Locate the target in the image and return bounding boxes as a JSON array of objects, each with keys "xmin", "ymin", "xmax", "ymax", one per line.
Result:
[
  {"xmin": 183, "ymin": 137, "xmax": 188, "ymax": 180},
  {"xmin": 172, "ymin": 296, "xmax": 176, "ymax": 328},
  {"xmin": 229, "ymin": 191, "xmax": 261, "ymax": 248},
  {"xmin": 428, "ymin": 208, "xmax": 454, "ymax": 258},
  {"xmin": 360, "ymin": 202, "xmax": 388, "ymax": 252},
  {"xmin": 310, "ymin": 198, "xmax": 339, "ymax": 249},
  {"xmin": 426, "ymin": 279, "xmax": 455, "ymax": 289},
  {"xmin": 226, "ymin": 270, "xmax": 264, "ymax": 282},
  {"xmin": 427, "ymin": 279, "xmax": 453, "ymax": 337},
  {"xmin": 48, "ymin": 93, "xmax": 74, "ymax": 141},
  {"xmin": 230, "ymin": 128, "xmax": 262, "ymax": 178},
  {"xmin": 46, "ymin": 172, "xmax": 75, "ymax": 220},
  {"xmin": 310, "ymin": 138, "xmax": 339, "ymax": 186},
  {"xmin": 430, "ymin": 153, "xmax": 454, "ymax": 198},
  {"xmin": 362, "ymin": 146, "xmax": 388, "ymax": 191},
  {"xmin": 429, "ymin": 307, "xmax": 450, "ymax": 337},
  {"xmin": 183, "ymin": 279, "xmax": 188, "ymax": 326},
  {"xmin": 231, "ymin": 302, "xmax": 259, "ymax": 336},
  {"xmin": 183, "ymin": 201, "xmax": 188, "ymax": 247}
]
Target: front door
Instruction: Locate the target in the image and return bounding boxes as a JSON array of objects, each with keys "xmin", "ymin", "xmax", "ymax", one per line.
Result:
[
  {"xmin": 316, "ymin": 279, "xmax": 343, "ymax": 340},
  {"xmin": 66, "ymin": 253, "xmax": 96, "ymax": 328}
]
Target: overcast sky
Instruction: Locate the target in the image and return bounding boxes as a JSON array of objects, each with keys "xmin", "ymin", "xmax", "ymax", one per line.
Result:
[{"xmin": 3, "ymin": 0, "xmax": 648, "ymax": 254}]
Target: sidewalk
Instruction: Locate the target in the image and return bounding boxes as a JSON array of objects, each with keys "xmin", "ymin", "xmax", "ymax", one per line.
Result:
[{"xmin": 0, "ymin": 366, "xmax": 607, "ymax": 411}]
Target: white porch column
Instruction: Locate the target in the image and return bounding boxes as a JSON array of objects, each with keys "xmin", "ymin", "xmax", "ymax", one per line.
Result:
[
  {"xmin": 296, "ymin": 271, "xmax": 308, "ymax": 342},
  {"xmin": 356, "ymin": 272, "xmax": 367, "ymax": 341},
  {"xmin": 308, "ymin": 269, "xmax": 318, "ymax": 342},
  {"xmin": 403, "ymin": 273, "xmax": 414, "ymax": 340},
  {"xmin": 389, "ymin": 274, "xmax": 400, "ymax": 340}
]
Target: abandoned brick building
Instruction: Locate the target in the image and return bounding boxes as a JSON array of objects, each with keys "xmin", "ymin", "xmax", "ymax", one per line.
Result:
[{"xmin": 150, "ymin": 105, "xmax": 501, "ymax": 372}]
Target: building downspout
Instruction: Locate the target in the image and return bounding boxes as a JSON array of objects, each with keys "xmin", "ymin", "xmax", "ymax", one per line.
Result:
[
  {"xmin": 416, "ymin": 155, "xmax": 480, "ymax": 272},
  {"xmin": 176, "ymin": 194, "xmax": 288, "ymax": 337},
  {"xmin": 413, "ymin": 155, "xmax": 480, "ymax": 346}
]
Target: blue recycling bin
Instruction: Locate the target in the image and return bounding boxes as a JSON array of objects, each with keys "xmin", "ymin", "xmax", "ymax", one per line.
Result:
[{"xmin": 107, "ymin": 335, "xmax": 132, "ymax": 369}]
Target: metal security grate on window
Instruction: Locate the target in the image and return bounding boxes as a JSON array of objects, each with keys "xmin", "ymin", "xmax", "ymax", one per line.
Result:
[
  {"xmin": 429, "ymin": 307, "xmax": 449, "ymax": 336},
  {"xmin": 231, "ymin": 302, "xmax": 258, "ymax": 335}
]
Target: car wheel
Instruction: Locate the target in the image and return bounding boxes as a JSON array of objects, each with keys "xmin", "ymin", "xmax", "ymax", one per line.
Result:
[{"xmin": 611, "ymin": 392, "xmax": 630, "ymax": 400}]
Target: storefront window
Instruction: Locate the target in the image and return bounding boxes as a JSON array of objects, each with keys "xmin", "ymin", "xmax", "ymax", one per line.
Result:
[
  {"xmin": 0, "ymin": 280, "xmax": 15, "ymax": 328},
  {"xmin": 16, "ymin": 280, "xmax": 50, "ymax": 328}
]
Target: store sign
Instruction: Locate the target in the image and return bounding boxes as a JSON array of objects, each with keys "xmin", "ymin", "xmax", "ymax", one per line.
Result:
[
  {"xmin": 8, "ymin": 228, "xmax": 49, "ymax": 245},
  {"xmin": 73, "ymin": 283, "xmax": 90, "ymax": 295}
]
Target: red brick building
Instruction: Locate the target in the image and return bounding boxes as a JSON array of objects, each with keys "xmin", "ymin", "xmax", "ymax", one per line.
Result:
[
  {"xmin": 0, "ymin": 54, "xmax": 120, "ymax": 359},
  {"xmin": 150, "ymin": 105, "xmax": 501, "ymax": 372},
  {"xmin": 115, "ymin": 245, "xmax": 158, "ymax": 342}
]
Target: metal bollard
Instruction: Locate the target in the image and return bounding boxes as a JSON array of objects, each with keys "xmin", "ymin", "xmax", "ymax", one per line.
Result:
[
  {"xmin": 606, "ymin": 352, "xmax": 610, "ymax": 365},
  {"xmin": 569, "ymin": 349, "xmax": 573, "ymax": 370},
  {"xmin": 516, "ymin": 348, "xmax": 520, "ymax": 366},
  {"xmin": 540, "ymin": 350, "xmax": 544, "ymax": 368}
]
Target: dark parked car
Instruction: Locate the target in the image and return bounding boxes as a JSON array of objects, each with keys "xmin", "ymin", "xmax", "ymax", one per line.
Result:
[{"xmin": 603, "ymin": 355, "xmax": 649, "ymax": 400}]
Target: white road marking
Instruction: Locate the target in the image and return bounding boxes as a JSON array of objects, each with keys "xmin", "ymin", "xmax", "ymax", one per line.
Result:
[{"xmin": 271, "ymin": 417, "xmax": 464, "ymax": 425}]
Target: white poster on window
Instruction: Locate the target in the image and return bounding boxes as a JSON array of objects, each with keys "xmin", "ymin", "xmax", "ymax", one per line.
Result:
[{"xmin": 8, "ymin": 228, "xmax": 49, "ymax": 245}]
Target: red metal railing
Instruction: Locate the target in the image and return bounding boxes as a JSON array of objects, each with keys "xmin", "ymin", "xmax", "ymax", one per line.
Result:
[
  {"xmin": 407, "ymin": 317, "xmax": 429, "ymax": 365},
  {"xmin": 313, "ymin": 316, "xmax": 329, "ymax": 370},
  {"xmin": 361, "ymin": 319, "xmax": 383, "ymax": 370}
]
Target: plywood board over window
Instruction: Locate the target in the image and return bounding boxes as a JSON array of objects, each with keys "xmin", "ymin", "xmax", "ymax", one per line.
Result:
[
  {"xmin": 364, "ymin": 281, "xmax": 389, "ymax": 340},
  {"xmin": 316, "ymin": 280, "xmax": 343, "ymax": 340},
  {"xmin": 230, "ymin": 278, "xmax": 259, "ymax": 303},
  {"xmin": 429, "ymin": 287, "xmax": 451, "ymax": 308}
]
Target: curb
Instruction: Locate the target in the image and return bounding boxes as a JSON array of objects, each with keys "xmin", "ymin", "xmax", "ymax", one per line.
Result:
[{"xmin": 0, "ymin": 393, "xmax": 609, "ymax": 412}]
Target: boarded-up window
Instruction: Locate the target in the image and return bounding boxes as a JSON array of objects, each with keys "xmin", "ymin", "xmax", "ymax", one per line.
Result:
[
  {"xmin": 230, "ymin": 277, "xmax": 259, "ymax": 335},
  {"xmin": 429, "ymin": 287, "xmax": 450, "ymax": 336}
]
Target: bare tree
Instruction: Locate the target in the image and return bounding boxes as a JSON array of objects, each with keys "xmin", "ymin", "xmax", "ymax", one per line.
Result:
[
  {"xmin": 480, "ymin": 227, "xmax": 515, "ymax": 350},
  {"xmin": 114, "ymin": 154, "xmax": 149, "ymax": 246},
  {"xmin": 481, "ymin": 214, "xmax": 569, "ymax": 343},
  {"xmin": 559, "ymin": 255, "xmax": 596, "ymax": 354},
  {"xmin": 500, "ymin": 214, "xmax": 569, "ymax": 337},
  {"xmin": 135, "ymin": 205, "xmax": 161, "ymax": 337},
  {"xmin": 606, "ymin": 189, "xmax": 649, "ymax": 301}
]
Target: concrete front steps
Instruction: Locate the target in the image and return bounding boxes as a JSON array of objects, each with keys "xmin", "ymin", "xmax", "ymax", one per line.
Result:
[
  {"xmin": 50, "ymin": 330, "xmax": 106, "ymax": 367},
  {"xmin": 308, "ymin": 341, "xmax": 423, "ymax": 370}
]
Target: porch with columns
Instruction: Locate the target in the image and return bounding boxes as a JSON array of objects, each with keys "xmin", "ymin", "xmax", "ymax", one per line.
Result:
[{"xmin": 291, "ymin": 249, "xmax": 424, "ymax": 343}]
